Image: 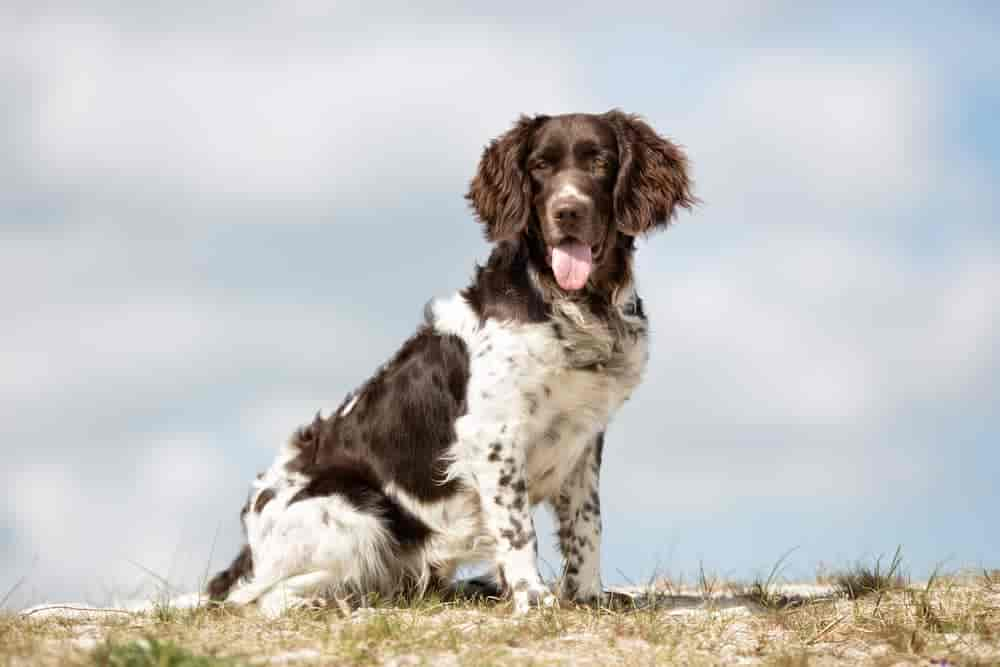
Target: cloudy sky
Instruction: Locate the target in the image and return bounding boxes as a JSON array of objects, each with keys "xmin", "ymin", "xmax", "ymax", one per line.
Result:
[{"xmin": 2, "ymin": 2, "xmax": 997, "ymax": 606}]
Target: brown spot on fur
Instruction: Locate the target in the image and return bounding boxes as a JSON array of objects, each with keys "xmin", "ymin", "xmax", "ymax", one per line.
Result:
[{"xmin": 253, "ymin": 488, "xmax": 275, "ymax": 513}]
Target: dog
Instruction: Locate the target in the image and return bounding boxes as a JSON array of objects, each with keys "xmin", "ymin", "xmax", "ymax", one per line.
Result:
[{"xmin": 206, "ymin": 111, "xmax": 694, "ymax": 616}]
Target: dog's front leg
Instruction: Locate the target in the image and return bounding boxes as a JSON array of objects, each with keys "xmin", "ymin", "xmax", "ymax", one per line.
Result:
[
  {"xmin": 476, "ymin": 432, "xmax": 552, "ymax": 614},
  {"xmin": 552, "ymin": 432, "xmax": 604, "ymax": 604}
]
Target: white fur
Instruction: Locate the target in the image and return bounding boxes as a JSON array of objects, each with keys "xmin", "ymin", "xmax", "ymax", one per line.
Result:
[
  {"xmin": 229, "ymin": 472, "xmax": 397, "ymax": 613},
  {"xmin": 554, "ymin": 182, "xmax": 592, "ymax": 205},
  {"xmin": 384, "ymin": 484, "xmax": 494, "ymax": 583},
  {"xmin": 339, "ymin": 394, "xmax": 359, "ymax": 417},
  {"xmin": 433, "ymin": 280, "xmax": 646, "ymax": 610},
  {"xmin": 230, "ymin": 281, "xmax": 647, "ymax": 616}
]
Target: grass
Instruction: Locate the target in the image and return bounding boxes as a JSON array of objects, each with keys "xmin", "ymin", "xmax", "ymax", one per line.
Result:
[
  {"xmin": 2, "ymin": 559, "xmax": 998, "ymax": 666},
  {"xmin": 92, "ymin": 638, "xmax": 240, "ymax": 667},
  {"xmin": 834, "ymin": 545, "xmax": 907, "ymax": 600},
  {"xmin": 741, "ymin": 548, "xmax": 802, "ymax": 611}
]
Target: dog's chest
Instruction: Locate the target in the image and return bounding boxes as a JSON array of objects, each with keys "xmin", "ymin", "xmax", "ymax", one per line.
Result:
[
  {"xmin": 487, "ymin": 303, "xmax": 649, "ymax": 500},
  {"xmin": 433, "ymin": 290, "xmax": 648, "ymax": 499}
]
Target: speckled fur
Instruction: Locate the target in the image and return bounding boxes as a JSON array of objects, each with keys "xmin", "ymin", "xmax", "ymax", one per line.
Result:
[
  {"xmin": 433, "ymin": 275, "xmax": 647, "ymax": 609},
  {"xmin": 207, "ymin": 111, "xmax": 692, "ymax": 616}
]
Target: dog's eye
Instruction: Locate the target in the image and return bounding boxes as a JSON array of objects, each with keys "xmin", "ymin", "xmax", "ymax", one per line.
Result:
[
  {"xmin": 529, "ymin": 158, "xmax": 550, "ymax": 172},
  {"xmin": 592, "ymin": 156, "xmax": 610, "ymax": 171}
]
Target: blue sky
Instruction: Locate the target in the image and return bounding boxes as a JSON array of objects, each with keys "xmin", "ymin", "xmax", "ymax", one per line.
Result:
[{"xmin": 2, "ymin": 2, "xmax": 997, "ymax": 606}]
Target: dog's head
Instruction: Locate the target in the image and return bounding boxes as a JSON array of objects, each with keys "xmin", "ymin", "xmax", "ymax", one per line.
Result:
[{"xmin": 467, "ymin": 111, "xmax": 694, "ymax": 292}]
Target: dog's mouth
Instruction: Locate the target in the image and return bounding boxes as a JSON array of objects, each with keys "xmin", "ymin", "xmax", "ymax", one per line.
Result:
[{"xmin": 546, "ymin": 239, "xmax": 594, "ymax": 291}]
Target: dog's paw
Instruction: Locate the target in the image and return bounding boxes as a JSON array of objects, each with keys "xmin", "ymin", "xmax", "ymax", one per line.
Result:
[
  {"xmin": 559, "ymin": 581, "xmax": 635, "ymax": 610},
  {"xmin": 512, "ymin": 581, "xmax": 556, "ymax": 615},
  {"xmin": 559, "ymin": 576, "xmax": 603, "ymax": 606},
  {"xmin": 256, "ymin": 590, "xmax": 323, "ymax": 618}
]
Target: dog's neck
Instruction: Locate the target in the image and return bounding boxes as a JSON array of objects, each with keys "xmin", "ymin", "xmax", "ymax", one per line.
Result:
[{"xmin": 462, "ymin": 231, "xmax": 638, "ymax": 328}]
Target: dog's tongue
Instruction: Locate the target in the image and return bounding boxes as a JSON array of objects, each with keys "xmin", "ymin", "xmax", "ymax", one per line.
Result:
[{"xmin": 550, "ymin": 240, "xmax": 593, "ymax": 291}]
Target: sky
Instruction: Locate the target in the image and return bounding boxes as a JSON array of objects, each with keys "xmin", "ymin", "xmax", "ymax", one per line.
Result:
[{"xmin": 2, "ymin": 2, "xmax": 998, "ymax": 607}]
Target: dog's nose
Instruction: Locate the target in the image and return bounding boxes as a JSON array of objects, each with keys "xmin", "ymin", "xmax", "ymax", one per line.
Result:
[{"xmin": 552, "ymin": 199, "xmax": 589, "ymax": 224}]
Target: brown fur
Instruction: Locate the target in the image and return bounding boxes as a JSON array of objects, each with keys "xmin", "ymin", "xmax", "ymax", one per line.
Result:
[
  {"xmin": 467, "ymin": 110, "xmax": 695, "ymax": 244},
  {"xmin": 466, "ymin": 115, "xmax": 551, "ymax": 242},
  {"xmin": 604, "ymin": 110, "xmax": 697, "ymax": 235}
]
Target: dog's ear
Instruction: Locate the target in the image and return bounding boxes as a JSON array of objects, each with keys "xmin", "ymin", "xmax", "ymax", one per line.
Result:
[
  {"xmin": 466, "ymin": 114, "xmax": 548, "ymax": 242},
  {"xmin": 604, "ymin": 110, "xmax": 696, "ymax": 236}
]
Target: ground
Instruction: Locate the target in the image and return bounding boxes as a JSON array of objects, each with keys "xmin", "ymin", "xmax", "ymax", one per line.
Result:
[{"xmin": 3, "ymin": 572, "xmax": 999, "ymax": 666}]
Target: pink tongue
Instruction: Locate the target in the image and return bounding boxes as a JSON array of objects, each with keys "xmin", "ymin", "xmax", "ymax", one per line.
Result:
[{"xmin": 550, "ymin": 240, "xmax": 593, "ymax": 291}]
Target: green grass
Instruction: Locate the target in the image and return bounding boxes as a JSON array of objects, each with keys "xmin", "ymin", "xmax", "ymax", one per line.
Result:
[{"xmin": 92, "ymin": 638, "xmax": 241, "ymax": 667}]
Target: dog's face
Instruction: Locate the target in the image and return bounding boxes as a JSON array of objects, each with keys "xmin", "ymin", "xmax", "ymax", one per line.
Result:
[
  {"xmin": 527, "ymin": 115, "xmax": 618, "ymax": 291},
  {"xmin": 467, "ymin": 110, "xmax": 695, "ymax": 292}
]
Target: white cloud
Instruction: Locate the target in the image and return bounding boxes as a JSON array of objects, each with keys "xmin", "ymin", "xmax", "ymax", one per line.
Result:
[
  {"xmin": 635, "ymin": 238, "xmax": 999, "ymax": 426},
  {"xmin": 4, "ymin": 1, "xmax": 795, "ymax": 38},
  {"xmin": 624, "ymin": 50, "xmax": 997, "ymax": 430},
  {"xmin": 600, "ymin": 424, "xmax": 932, "ymax": 517},
  {"xmin": 0, "ymin": 295, "xmax": 386, "ymax": 428},
  {"xmin": 4, "ymin": 436, "xmax": 241, "ymax": 604},
  {"xmin": 239, "ymin": 396, "xmax": 342, "ymax": 455},
  {"xmin": 883, "ymin": 256, "xmax": 1000, "ymax": 405},
  {"xmin": 11, "ymin": 18, "xmax": 590, "ymax": 214},
  {"xmin": 683, "ymin": 54, "xmax": 934, "ymax": 222}
]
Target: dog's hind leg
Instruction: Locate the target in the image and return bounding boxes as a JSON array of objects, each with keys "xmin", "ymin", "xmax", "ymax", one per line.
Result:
[
  {"xmin": 222, "ymin": 569, "xmax": 334, "ymax": 616},
  {"xmin": 255, "ymin": 570, "xmax": 339, "ymax": 618},
  {"xmin": 206, "ymin": 544, "xmax": 253, "ymax": 602},
  {"xmin": 222, "ymin": 573, "xmax": 282, "ymax": 609}
]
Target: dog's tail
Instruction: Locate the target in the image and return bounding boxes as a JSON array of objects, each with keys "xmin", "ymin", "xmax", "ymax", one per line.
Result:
[{"xmin": 206, "ymin": 544, "xmax": 253, "ymax": 602}]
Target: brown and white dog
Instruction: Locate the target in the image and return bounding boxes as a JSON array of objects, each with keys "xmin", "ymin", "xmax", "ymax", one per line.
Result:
[{"xmin": 207, "ymin": 111, "xmax": 694, "ymax": 615}]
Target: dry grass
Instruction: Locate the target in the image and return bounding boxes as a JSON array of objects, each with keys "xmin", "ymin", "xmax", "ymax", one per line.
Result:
[
  {"xmin": 833, "ymin": 547, "xmax": 908, "ymax": 601},
  {"xmin": 3, "ymin": 570, "xmax": 999, "ymax": 666}
]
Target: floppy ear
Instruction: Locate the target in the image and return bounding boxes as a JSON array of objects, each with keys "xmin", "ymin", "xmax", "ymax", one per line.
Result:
[
  {"xmin": 604, "ymin": 110, "xmax": 696, "ymax": 236},
  {"xmin": 466, "ymin": 114, "xmax": 548, "ymax": 242}
]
